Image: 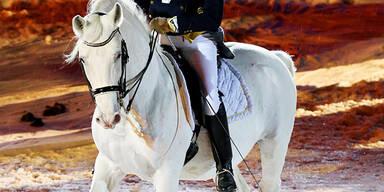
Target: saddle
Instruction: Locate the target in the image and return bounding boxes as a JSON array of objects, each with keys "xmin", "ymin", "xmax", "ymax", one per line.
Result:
[
  {"xmin": 161, "ymin": 41, "xmax": 252, "ymax": 165},
  {"xmin": 161, "ymin": 29, "xmax": 235, "ymax": 127}
]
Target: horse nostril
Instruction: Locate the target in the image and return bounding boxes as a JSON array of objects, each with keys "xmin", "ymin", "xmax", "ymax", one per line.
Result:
[{"xmin": 114, "ymin": 114, "xmax": 121, "ymax": 124}]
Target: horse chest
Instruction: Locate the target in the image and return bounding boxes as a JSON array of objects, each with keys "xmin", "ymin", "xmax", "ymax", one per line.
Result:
[{"xmin": 92, "ymin": 125, "xmax": 160, "ymax": 178}]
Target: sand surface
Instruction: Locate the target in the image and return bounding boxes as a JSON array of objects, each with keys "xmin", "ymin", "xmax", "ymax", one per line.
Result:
[
  {"xmin": 1, "ymin": 0, "xmax": 384, "ymax": 191},
  {"xmin": 1, "ymin": 41, "xmax": 383, "ymax": 191}
]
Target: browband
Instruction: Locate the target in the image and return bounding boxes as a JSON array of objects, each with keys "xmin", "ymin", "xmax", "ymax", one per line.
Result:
[
  {"xmin": 93, "ymin": 12, "xmax": 107, "ymax": 16},
  {"xmin": 84, "ymin": 28, "xmax": 120, "ymax": 47}
]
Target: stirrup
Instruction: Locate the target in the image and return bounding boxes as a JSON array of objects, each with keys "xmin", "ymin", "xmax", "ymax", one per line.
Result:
[
  {"xmin": 214, "ymin": 169, "xmax": 237, "ymax": 192},
  {"xmin": 214, "ymin": 169, "xmax": 234, "ymax": 183},
  {"xmin": 216, "ymin": 169, "xmax": 234, "ymax": 177}
]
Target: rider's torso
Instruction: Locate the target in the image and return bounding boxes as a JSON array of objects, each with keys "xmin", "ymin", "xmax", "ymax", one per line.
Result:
[{"xmin": 149, "ymin": 0, "xmax": 204, "ymax": 19}]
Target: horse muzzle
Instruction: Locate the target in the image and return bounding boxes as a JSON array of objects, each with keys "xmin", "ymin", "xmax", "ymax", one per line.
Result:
[
  {"xmin": 95, "ymin": 112, "xmax": 121, "ymax": 129},
  {"xmin": 95, "ymin": 93, "xmax": 122, "ymax": 129}
]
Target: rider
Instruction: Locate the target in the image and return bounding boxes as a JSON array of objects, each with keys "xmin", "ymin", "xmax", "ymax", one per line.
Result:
[{"xmin": 135, "ymin": 0, "xmax": 237, "ymax": 191}]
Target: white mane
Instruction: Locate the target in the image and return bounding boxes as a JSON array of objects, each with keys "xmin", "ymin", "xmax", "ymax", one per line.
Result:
[{"xmin": 65, "ymin": 0, "xmax": 150, "ymax": 63}]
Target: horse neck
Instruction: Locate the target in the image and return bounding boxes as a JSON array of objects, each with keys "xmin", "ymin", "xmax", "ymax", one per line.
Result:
[{"xmin": 122, "ymin": 30, "xmax": 177, "ymax": 137}]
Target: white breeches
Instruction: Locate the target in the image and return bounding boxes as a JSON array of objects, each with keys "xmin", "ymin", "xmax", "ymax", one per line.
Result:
[{"xmin": 161, "ymin": 34, "xmax": 220, "ymax": 115}]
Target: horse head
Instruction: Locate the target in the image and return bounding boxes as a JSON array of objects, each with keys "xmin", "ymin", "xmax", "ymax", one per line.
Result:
[{"xmin": 72, "ymin": 3, "xmax": 124, "ymax": 129}]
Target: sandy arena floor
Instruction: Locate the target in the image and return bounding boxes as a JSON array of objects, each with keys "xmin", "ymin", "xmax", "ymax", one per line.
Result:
[{"xmin": 1, "ymin": 1, "xmax": 384, "ymax": 191}]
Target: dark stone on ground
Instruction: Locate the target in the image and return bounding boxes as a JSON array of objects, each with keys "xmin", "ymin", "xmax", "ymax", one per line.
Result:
[
  {"xmin": 43, "ymin": 102, "xmax": 67, "ymax": 116},
  {"xmin": 21, "ymin": 112, "xmax": 36, "ymax": 122},
  {"xmin": 30, "ymin": 118, "xmax": 44, "ymax": 127}
]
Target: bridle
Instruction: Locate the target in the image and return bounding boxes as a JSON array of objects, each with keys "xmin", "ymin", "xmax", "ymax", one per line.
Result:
[{"xmin": 79, "ymin": 24, "xmax": 159, "ymax": 115}]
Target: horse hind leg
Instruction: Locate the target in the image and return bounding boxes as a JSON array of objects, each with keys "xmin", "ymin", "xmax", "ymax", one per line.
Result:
[
  {"xmin": 258, "ymin": 133, "xmax": 291, "ymax": 192},
  {"xmin": 233, "ymin": 166, "xmax": 250, "ymax": 192}
]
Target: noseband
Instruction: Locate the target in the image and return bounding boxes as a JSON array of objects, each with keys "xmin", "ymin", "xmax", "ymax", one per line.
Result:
[{"xmin": 79, "ymin": 26, "xmax": 158, "ymax": 114}]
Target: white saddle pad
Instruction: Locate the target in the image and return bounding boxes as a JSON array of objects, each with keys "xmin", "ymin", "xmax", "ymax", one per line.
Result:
[
  {"xmin": 161, "ymin": 52, "xmax": 253, "ymax": 124},
  {"xmin": 218, "ymin": 58, "xmax": 253, "ymax": 123}
]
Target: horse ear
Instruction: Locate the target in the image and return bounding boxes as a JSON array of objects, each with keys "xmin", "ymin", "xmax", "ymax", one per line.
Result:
[
  {"xmin": 108, "ymin": 3, "xmax": 123, "ymax": 27},
  {"xmin": 72, "ymin": 15, "xmax": 85, "ymax": 37}
]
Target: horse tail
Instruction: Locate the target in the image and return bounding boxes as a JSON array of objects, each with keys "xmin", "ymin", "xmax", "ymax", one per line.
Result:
[{"xmin": 272, "ymin": 50, "xmax": 296, "ymax": 77}]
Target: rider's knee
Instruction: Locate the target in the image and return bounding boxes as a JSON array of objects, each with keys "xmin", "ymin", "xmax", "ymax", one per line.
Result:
[{"xmin": 205, "ymin": 89, "xmax": 220, "ymax": 115}]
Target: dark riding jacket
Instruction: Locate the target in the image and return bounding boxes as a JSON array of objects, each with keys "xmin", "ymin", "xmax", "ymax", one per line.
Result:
[{"xmin": 135, "ymin": 0, "xmax": 224, "ymax": 35}]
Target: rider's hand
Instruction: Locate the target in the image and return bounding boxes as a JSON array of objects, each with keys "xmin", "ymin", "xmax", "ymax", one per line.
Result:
[{"xmin": 149, "ymin": 17, "xmax": 173, "ymax": 34}]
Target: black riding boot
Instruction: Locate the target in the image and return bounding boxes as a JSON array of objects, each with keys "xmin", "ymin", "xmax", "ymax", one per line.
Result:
[{"xmin": 205, "ymin": 103, "xmax": 237, "ymax": 192}]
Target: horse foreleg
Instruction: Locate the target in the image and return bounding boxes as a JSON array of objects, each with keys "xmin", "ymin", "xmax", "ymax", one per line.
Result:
[
  {"xmin": 152, "ymin": 159, "xmax": 184, "ymax": 192},
  {"xmin": 90, "ymin": 153, "xmax": 125, "ymax": 192},
  {"xmin": 258, "ymin": 135, "xmax": 290, "ymax": 192}
]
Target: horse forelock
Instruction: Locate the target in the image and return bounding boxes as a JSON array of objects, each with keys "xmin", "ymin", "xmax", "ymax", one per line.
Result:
[
  {"xmin": 64, "ymin": 14, "xmax": 104, "ymax": 64},
  {"xmin": 65, "ymin": 0, "xmax": 150, "ymax": 64},
  {"xmin": 83, "ymin": 14, "xmax": 105, "ymax": 43}
]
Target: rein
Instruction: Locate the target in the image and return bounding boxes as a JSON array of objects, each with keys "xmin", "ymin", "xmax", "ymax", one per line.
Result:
[{"xmin": 80, "ymin": 27, "xmax": 159, "ymax": 115}]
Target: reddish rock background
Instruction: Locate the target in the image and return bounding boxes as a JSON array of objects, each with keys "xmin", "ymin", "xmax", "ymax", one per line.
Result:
[{"xmin": 0, "ymin": 0, "xmax": 383, "ymax": 191}]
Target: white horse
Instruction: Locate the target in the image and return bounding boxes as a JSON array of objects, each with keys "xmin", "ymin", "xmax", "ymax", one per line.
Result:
[{"xmin": 66, "ymin": 0, "xmax": 297, "ymax": 191}]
